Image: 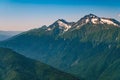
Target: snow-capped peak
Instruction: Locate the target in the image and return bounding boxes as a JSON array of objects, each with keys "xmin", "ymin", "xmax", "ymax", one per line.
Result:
[
  {"xmin": 84, "ymin": 14, "xmax": 98, "ymax": 18},
  {"xmin": 46, "ymin": 14, "xmax": 120, "ymax": 32},
  {"xmin": 47, "ymin": 19, "xmax": 73, "ymax": 32},
  {"xmin": 75, "ymin": 14, "xmax": 119, "ymax": 28},
  {"xmin": 57, "ymin": 20, "xmax": 71, "ymax": 31}
]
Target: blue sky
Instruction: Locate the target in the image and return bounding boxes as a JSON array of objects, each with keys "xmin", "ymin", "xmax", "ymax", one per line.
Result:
[{"xmin": 0, "ymin": 0, "xmax": 120, "ymax": 31}]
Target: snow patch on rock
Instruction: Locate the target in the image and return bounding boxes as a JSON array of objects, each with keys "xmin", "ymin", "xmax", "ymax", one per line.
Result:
[
  {"xmin": 91, "ymin": 18, "xmax": 98, "ymax": 24},
  {"xmin": 101, "ymin": 18, "xmax": 118, "ymax": 26},
  {"xmin": 57, "ymin": 21, "xmax": 71, "ymax": 31}
]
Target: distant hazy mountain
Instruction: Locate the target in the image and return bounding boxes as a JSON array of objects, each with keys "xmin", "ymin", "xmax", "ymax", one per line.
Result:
[
  {"xmin": 0, "ymin": 47, "xmax": 79, "ymax": 80},
  {"xmin": 0, "ymin": 31, "xmax": 22, "ymax": 41},
  {"xmin": 0, "ymin": 14, "xmax": 120, "ymax": 80}
]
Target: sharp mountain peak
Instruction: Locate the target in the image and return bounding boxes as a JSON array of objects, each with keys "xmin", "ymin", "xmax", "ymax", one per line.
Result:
[
  {"xmin": 83, "ymin": 14, "xmax": 98, "ymax": 18},
  {"xmin": 43, "ymin": 14, "xmax": 120, "ymax": 33},
  {"xmin": 75, "ymin": 14, "xmax": 120, "ymax": 27}
]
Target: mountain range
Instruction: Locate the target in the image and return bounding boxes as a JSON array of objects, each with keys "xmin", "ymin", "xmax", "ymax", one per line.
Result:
[
  {"xmin": 0, "ymin": 31, "xmax": 22, "ymax": 41},
  {"xmin": 0, "ymin": 14, "xmax": 120, "ymax": 80}
]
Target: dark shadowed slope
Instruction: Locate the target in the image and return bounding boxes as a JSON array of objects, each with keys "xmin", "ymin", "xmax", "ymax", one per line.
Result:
[{"xmin": 0, "ymin": 47, "xmax": 79, "ymax": 80}]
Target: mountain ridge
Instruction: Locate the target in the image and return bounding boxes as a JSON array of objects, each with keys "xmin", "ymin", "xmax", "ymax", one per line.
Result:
[
  {"xmin": 0, "ymin": 14, "xmax": 120, "ymax": 80},
  {"xmin": 36, "ymin": 14, "xmax": 120, "ymax": 35}
]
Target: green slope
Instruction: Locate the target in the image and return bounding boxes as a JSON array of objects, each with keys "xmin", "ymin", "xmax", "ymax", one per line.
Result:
[
  {"xmin": 0, "ymin": 47, "xmax": 79, "ymax": 80},
  {"xmin": 98, "ymin": 59, "xmax": 120, "ymax": 80}
]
